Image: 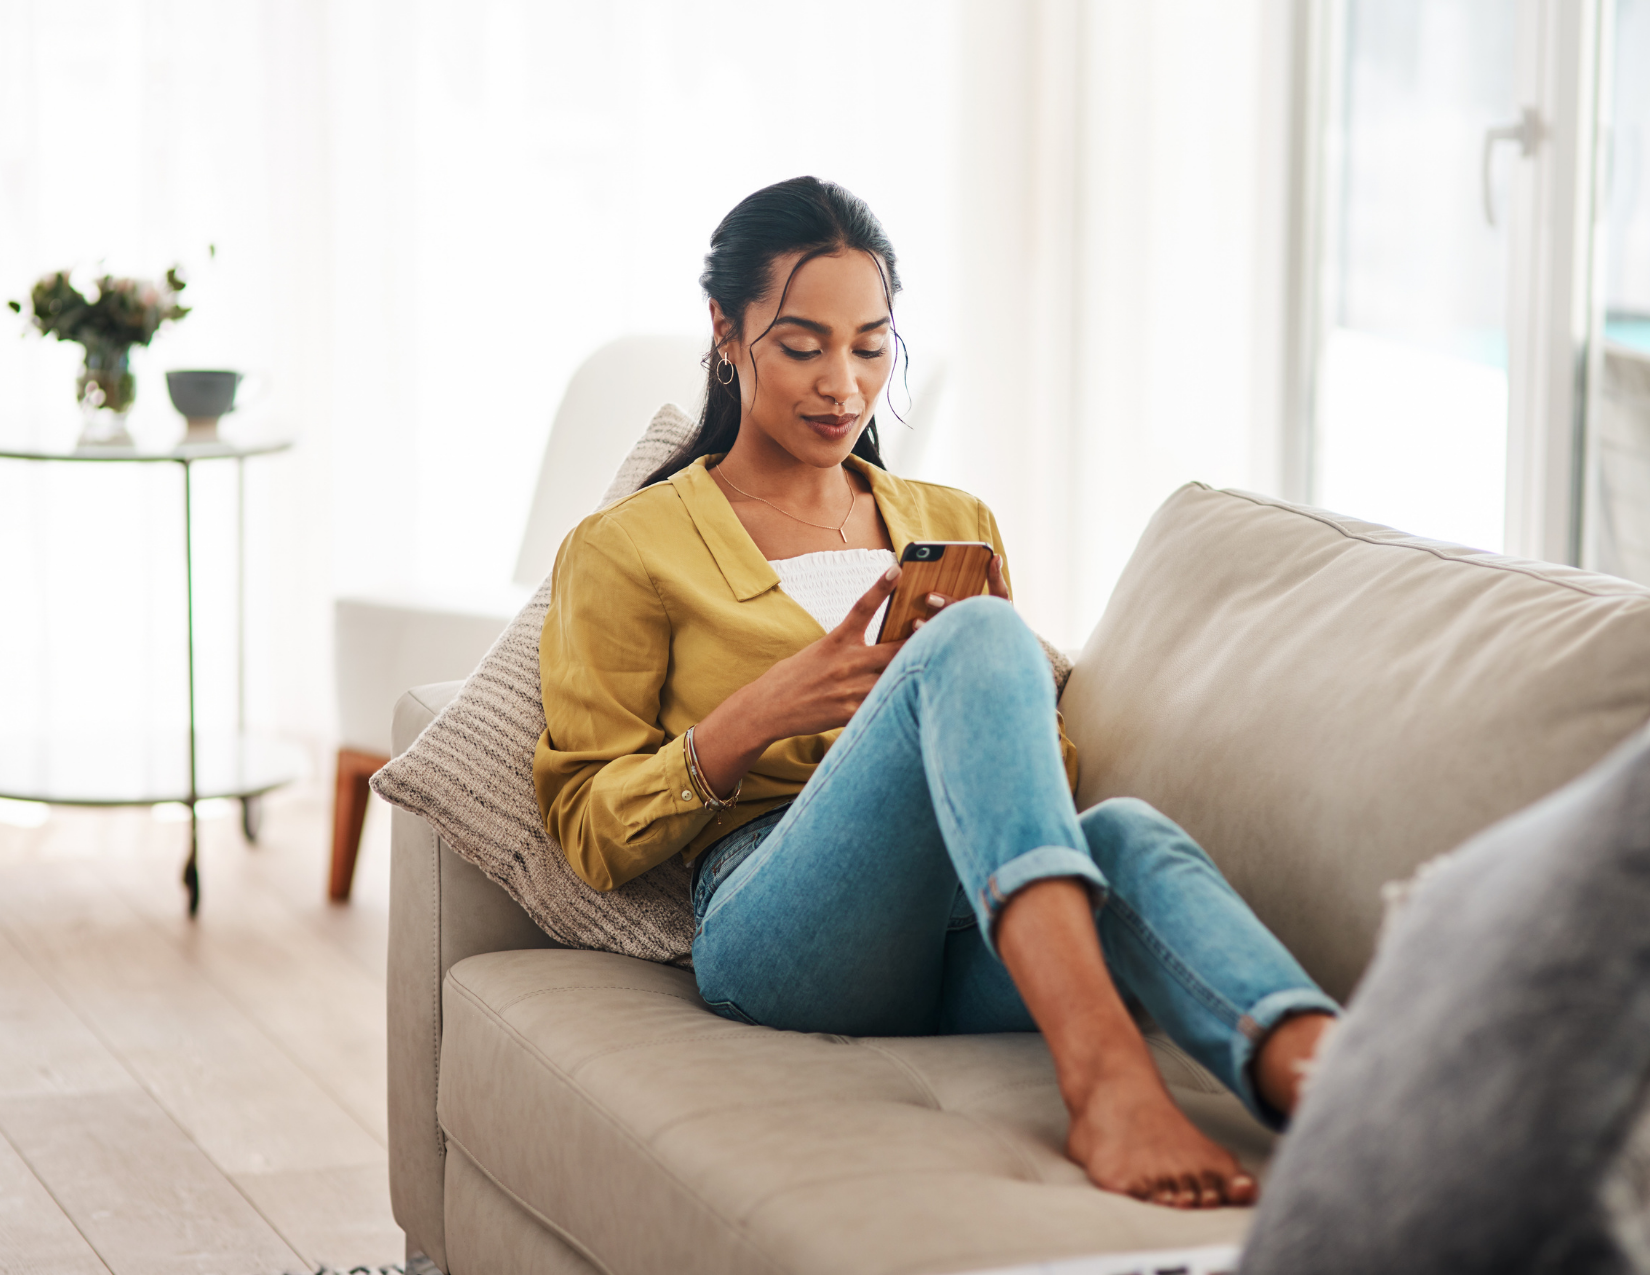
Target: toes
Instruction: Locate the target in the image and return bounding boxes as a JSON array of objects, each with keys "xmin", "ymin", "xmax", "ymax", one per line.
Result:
[
  {"xmin": 1198, "ymin": 1170, "xmax": 1225, "ymax": 1209},
  {"xmin": 1226, "ymin": 1171, "xmax": 1259, "ymax": 1206},
  {"xmin": 1175, "ymin": 1173, "xmax": 1201, "ymax": 1209},
  {"xmin": 1151, "ymin": 1177, "xmax": 1180, "ymax": 1208}
]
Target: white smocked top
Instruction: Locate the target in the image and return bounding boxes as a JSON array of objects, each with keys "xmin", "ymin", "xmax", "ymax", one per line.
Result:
[{"xmin": 769, "ymin": 547, "xmax": 897, "ymax": 643}]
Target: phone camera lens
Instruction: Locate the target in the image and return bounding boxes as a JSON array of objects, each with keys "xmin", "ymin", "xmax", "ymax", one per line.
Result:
[{"xmin": 916, "ymin": 547, "xmax": 931, "ymax": 559}]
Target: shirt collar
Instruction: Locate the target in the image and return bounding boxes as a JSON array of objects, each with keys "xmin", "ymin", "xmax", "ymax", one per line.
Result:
[
  {"xmin": 849, "ymin": 454, "xmax": 920, "ymax": 559},
  {"xmin": 669, "ymin": 453, "xmax": 919, "ymax": 602}
]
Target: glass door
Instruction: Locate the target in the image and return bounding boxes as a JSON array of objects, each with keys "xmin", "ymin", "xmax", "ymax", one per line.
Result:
[
  {"xmin": 1316, "ymin": 0, "xmax": 1519, "ymax": 552},
  {"xmin": 1602, "ymin": 0, "xmax": 1650, "ymax": 355},
  {"xmin": 1305, "ymin": 0, "xmax": 1605, "ymax": 562}
]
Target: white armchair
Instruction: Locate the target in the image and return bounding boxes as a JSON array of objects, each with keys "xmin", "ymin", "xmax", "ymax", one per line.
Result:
[{"xmin": 329, "ymin": 335, "xmax": 707, "ymax": 899}]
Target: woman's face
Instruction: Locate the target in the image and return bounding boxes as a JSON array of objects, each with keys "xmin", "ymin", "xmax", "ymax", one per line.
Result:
[{"xmin": 714, "ymin": 249, "xmax": 894, "ymax": 469}]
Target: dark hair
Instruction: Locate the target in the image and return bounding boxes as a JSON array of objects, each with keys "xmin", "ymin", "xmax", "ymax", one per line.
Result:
[{"xmin": 643, "ymin": 176, "xmax": 906, "ymax": 486}]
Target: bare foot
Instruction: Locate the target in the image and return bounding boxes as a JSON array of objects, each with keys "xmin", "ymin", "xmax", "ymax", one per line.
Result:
[
  {"xmin": 1252, "ymin": 1012, "xmax": 1336, "ymax": 1118},
  {"xmin": 1064, "ymin": 1060, "xmax": 1258, "ymax": 1209}
]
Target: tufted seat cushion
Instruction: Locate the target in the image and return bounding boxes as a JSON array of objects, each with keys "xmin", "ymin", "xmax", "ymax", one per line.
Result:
[{"xmin": 437, "ymin": 949, "xmax": 1270, "ymax": 1275}]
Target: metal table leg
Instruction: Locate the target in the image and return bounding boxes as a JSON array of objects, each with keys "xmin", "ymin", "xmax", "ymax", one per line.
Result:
[
  {"xmin": 241, "ymin": 794, "xmax": 262, "ymax": 842},
  {"xmin": 236, "ymin": 455, "xmax": 259, "ymax": 846},
  {"xmin": 180, "ymin": 457, "xmax": 200, "ymax": 915}
]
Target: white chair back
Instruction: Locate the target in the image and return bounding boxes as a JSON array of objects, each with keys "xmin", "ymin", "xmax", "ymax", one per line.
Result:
[{"xmin": 513, "ymin": 336, "xmax": 707, "ymax": 588}]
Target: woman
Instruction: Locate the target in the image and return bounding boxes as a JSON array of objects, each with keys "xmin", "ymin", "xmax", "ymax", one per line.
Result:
[{"xmin": 534, "ymin": 176, "xmax": 1338, "ymax": 1210}]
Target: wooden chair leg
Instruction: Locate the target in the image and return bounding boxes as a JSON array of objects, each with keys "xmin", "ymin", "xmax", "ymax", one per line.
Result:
[{"xmin": 330, "ymin": 748, "xmax": 389, "ymax": 902}]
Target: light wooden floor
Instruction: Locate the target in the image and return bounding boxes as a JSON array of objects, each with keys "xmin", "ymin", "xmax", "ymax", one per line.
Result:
[{"xmin": 0, "ymin": 777, "xmax": 406, "ymax": 1275}]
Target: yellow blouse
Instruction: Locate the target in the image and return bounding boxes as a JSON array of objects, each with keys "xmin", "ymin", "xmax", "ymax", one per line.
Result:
[{"xmin": 533, "ymin": 455, "xmax": 1078, "ymax": 891}]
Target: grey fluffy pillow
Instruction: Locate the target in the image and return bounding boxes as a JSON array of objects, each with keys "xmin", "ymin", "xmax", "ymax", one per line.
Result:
[
  {"xmin": 371, "ymin": 399, "xmax": 1072, "ymax": 967},
  {"xmin": 1239, "ymin": 725, "xmax": 1650, "ymax": 1274}
]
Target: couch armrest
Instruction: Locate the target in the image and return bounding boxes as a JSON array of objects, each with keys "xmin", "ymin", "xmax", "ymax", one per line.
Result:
[{"xmin": 387, "ymin": 682, "xmax": 561, "ymax": 1271}]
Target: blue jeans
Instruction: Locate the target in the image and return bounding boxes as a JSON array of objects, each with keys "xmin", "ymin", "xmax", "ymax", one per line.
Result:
[{"xmin": 691, "ymin": 597, "xmax": 1338, "ymax": 1126}]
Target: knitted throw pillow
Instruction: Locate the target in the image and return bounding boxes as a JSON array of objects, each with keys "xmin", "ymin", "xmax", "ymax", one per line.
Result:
[
  {"xmin": 371, "ymin": 403, "xmax": 701, "ymax": 966},
  {"xmin": 371, "ymin": 568, "xmax": 698, "ymax": 965},
  {"xmin": 371, "ymin": 399, "xmax": 1072, "ymax": 967}
]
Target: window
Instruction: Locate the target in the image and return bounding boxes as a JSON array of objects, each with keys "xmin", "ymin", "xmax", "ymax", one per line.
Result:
[
  {"xmin": 1298, "ymin": 0, "xmax": 1607, "ymax": 566},
  {"xmin": 1315, "ymin": 0, "xmax": 1518, "ymax": 551}
]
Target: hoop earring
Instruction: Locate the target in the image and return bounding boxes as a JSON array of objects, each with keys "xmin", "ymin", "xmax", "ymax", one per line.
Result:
[{"xmin": 716, "ymin": 355, "xmax": 735, "ymax": 386}]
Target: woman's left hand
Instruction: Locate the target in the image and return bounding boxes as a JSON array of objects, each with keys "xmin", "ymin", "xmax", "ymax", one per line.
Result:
[
  {"xmin": 912, "ymin": 554, "xmax": 1010, "ymax": 630},
  {"xmin": 986, "ymin": 553, "xmax": 1010, "ymax": 600}
]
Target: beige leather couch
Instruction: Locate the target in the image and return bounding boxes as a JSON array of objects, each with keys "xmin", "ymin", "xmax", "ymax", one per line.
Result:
[{"xmin": 387, "ymin": 484, "xmax": 1650, "ymax": 1274}]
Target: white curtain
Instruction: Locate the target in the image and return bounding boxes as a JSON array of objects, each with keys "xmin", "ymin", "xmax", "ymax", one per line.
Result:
[
  {"xmin": 938, "ymin": 0, "xmax": 1298, "ymax": 648},
  {"xmin": 0, "ymin": 0, "xmax": 959, "ymax": 749},
  {"xmin": 1, "ymin": 0, "xmax": 1294, "ymax": 754},
  {"xmin": 0, "ymin": 0, "xmax": 340, "ymax": 754}
]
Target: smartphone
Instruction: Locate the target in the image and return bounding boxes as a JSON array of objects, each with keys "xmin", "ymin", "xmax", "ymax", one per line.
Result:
[{"xmin": 876, "ymin": 541, "xmax": 995, "ymax": 643}]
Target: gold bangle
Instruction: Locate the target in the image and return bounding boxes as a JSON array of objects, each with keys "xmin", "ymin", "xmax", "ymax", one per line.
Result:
[
  {"xmin": 686, "ymin": 727, "xmax": 733, "ymax": 808},
  {"xmin": 681, "ymin": 728, "xmax": 713, "ymax": 805},
  {"xmin": 684, "ymin": 726, "xmax": 740, "ymax": 811},
  {"xmin": 685, "ymin": 728, "xmax": 726, "ymax": 808}
]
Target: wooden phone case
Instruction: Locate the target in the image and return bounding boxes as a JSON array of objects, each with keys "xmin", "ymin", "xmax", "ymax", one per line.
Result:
[{"xmin": 876, "ymin": 541, "xmax": 995, "ymax": 643}]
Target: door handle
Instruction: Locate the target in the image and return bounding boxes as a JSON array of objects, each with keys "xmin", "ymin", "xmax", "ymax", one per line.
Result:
[{"xmin": 1482, "ymin": 107, "xmax": 1542, "ymax": 226}]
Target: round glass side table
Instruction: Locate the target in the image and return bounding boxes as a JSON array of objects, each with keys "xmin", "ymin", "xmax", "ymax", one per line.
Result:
[{"xmin": 0, "ymin": 435, "xmax": 305, "ymax": 914}]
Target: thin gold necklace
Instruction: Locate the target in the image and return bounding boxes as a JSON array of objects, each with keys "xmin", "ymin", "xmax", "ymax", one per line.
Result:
[{"xmin": 717, "ymin": 463, "xmax": 858, "ymax": 543}]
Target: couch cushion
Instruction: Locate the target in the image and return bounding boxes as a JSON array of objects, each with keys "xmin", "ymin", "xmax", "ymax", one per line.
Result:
[
  {"xmin": 437, "ymin": 949, "xmax": 1269, "ymax": 1275},
  {"xmin": 1063, "ymin": 484, "xmax": 1650, "ymax": 1002}
]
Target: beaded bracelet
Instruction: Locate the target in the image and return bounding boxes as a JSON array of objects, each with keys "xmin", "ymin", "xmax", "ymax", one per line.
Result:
[{"xmin": 683, "ymin": 725, "xmax": 741, "ymax": 811}]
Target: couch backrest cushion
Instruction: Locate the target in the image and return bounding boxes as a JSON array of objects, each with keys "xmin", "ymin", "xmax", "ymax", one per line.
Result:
[{"xmin": 1062, "ymin": 484, "xmax": 1650, "ymax": 1001}]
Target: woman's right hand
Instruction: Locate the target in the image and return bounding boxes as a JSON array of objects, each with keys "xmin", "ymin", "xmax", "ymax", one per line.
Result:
[
  {"xmin": 754, "ymin": 565, "xmax": 906, "ymax": 737},
  {"xmin": 690, "ymin": 566, "xmax": 904, "ymax": 798}
]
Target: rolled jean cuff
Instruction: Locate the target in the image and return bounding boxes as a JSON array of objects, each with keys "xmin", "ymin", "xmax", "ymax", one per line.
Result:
[
  {"xmin": 1229, "ymin": 987, "xmax": 1342, "ymax": 1130},
  {"xmin": 974, "ymin": 845, "xmax": 1108, "ymax": 958}
]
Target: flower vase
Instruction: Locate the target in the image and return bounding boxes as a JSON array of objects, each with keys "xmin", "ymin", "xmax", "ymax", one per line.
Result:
[{"xmin": 76, "ymin": 346, "xmax": 136, "ymax": 447}]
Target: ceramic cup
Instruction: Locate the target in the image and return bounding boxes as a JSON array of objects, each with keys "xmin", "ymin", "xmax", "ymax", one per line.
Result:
[{"xmin": 166, "ymin": 370, "xmax": 242, "ymax": 442}]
